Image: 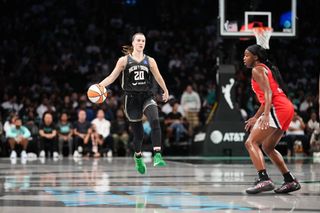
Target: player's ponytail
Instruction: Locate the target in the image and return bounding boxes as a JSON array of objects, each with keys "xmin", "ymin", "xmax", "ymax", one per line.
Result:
[
  {"xmin": 122, "ymin": 32, "xmax": 145, "ymax": 55},
  {"xmin": 263, "ymin": 59, "xmax": 287, "ymax": 94},
  {"xmin": 122, "ymin": 45, "xmax": 133, "ymax": 55},
  {"xmin": 246, "ymin": 44, "xmax": 287, "ymax": 94}
]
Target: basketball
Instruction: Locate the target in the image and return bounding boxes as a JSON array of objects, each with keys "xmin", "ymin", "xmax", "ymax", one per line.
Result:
[{"xmin": 87, "ymin": 84, "xmax": 108, "ymax": 104}]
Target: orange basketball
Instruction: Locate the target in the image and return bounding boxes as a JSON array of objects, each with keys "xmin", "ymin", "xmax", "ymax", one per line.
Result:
[{"xmin": 87, "ymin": 84, "xmax": 108, "ymax": 104}]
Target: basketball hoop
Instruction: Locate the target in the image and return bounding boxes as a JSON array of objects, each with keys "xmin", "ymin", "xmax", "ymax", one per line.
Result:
[{"xmin": 253, "ymin": 27, "xmax": 273, "ymax": 49}]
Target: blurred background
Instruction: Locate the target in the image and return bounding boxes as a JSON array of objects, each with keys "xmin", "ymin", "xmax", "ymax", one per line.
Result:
[{"xmin": 0, "ymin": 0, "xmax": 319, "ymax": 159}]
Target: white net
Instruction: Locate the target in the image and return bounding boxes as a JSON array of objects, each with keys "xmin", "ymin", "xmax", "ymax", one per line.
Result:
[{"xmin": 253, "ymin": 27, "xmax": 273, "ymax": 49}]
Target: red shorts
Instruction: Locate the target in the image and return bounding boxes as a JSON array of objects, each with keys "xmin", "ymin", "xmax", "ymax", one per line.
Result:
[{"xmin": 270, "ymin": 97, "xmax": 294, "ymax": 131}]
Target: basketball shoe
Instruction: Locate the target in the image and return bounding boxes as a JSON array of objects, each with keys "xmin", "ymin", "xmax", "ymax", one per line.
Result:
[
  {"xmin": 246, "ymin": 178, "xmax": 275, "ymax": 194},
  {"xmin": 153, "ymin": 153, "xmax": 166, "ymax": 167},
  {"xmin": 274, "ymin": 179, "xmax": 301, "ymax": 194},
  {"xmin": 134, "ymin": 154, "xmax": 147, "ymax": 175}
]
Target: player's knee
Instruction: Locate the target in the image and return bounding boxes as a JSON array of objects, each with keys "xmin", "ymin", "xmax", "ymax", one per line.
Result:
[
  {"xmin": 244, "ymin": 140, "xmax": 252, "ymax": 150},
  {"xmin": 245, "ymin": 139, "xmax": 257, "ymax": 150},
  {"xmin": 262, "ymin": 143, "xmax": 273, "ymax": 154}
]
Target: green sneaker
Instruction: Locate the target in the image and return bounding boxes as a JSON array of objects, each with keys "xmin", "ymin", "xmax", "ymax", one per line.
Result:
[
  {"xmin": 134, "ymin": 154, "xmax": 147, "ymax": 174},
  {"xmin": 153, "ymin": 153, "xmax": 166, "ymax": 167}
]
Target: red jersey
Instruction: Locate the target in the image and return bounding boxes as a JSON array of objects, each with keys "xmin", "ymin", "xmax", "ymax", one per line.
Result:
[{"xmin": 251, "ymin": 63, "xmax": 294, "ymax": 130}]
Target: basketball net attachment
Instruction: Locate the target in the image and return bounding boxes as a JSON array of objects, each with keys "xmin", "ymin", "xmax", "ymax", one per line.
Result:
[{"xmin": 253, "ymin": 27, "xmax": 273, "ymax": 49}]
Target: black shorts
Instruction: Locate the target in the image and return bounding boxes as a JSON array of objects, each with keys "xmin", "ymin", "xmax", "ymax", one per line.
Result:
[{"xmin": 124, "ymin": 92, "xmax": 157, "ymax": 122}]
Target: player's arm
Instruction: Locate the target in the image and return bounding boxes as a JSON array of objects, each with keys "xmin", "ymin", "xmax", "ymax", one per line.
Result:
[
  {"xmin": 245, "ymin": 104, "xmax": 265, "ymax": 132},
  {"xmin": 149, "ymin": 57, "xmax": 169, "ymax": 102},
  {"xmin": 254, "ymin": 104, "xmax": 265, "ymax": 119},
  {"xmin": 99, "ymin": 56, "xmax": 127, "ymax": 87},
  {"xmin": 252, "ymin": 66, "xmax": 272, "ymax": 129}
]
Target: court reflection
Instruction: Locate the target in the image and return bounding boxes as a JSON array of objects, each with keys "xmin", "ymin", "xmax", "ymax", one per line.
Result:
[
  {"xmin": 0, "ymin": 158, "xmax": 318, "ymax": 212},
  {"xmin": 4, "ymin": 171, "xmax": 31, "ymax": 192}
]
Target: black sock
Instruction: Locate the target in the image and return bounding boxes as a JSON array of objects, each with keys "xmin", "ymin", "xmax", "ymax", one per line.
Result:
[
  {"xmin": 283, "ymin": 171, "xmax": 295, "ymax": 182},
  {"xmin": 258, "ymin": 169, "xmax": 269, "ymax": 181}
]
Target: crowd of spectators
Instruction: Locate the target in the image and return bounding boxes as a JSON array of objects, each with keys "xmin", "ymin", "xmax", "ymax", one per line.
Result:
[{"xmin": 0, "ymin": 0, "xmax": 319, "ymax": 159}]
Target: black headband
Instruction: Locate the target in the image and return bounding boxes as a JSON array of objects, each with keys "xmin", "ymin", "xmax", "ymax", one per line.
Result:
[
  {"xmin": 246, "ymin": 44, "xmax": 262, "ymax": 55},
  {"xmin": 246, "ymin": 44, "xmax": 268, "ymax": 62}
]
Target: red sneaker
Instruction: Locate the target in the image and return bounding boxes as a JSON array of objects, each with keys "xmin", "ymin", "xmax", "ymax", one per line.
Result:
[
  {"xmin": 274, "ymin": 179, "xmax": 301, "ymax": 194},
  {"xmin": 246, "ymin": 179, "xmax": 275, "ymax": 194}
]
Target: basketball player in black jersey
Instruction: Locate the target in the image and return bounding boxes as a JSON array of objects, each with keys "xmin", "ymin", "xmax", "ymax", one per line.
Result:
[{"xmin": 98, "ymin": 32, "xmax": 169, "ymax": 174}]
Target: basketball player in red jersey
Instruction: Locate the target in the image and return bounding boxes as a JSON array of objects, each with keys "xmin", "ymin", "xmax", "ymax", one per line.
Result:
[{"xmin": 243, "ymin": 44, "xmax": 301, "ymax": 194}]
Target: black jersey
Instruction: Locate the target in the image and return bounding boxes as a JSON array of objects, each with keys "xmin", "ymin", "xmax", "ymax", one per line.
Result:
[{"xmin": 121, "ymin": 55, "xmax": 152, "ymax": 92}]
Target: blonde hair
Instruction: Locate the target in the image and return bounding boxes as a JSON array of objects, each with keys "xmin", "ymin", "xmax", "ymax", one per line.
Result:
[
  {"xmin": 122, "ymin": 32, "xmax": 145, "ymax": 55},
  {"xmin": 121, "ymin": 45, "xmax": 134, "ymax": 55}
]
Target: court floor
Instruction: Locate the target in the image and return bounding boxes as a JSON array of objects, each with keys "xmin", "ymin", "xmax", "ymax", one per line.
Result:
[{"xmin": 0, "ymin": 156, "xmax": 319, "ymax": 213}]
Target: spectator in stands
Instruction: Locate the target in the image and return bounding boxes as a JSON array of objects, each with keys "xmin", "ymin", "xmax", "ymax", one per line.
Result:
[
  {"xmin": 0, "ymin": 116, "xmax": 4, "ymax": 156},
  {"xmin": 6, "ymin": 117, "xmax": 31, "ymax": 159},
  {"xmin": 57, "ymin": 112, "xmax": 73, "ymax": 157},
  {"xmin": 203, "ymin": 83, "xmax": 217, "ymax": 108},
  {"xmin": 36, "ymin": 98, "xmax": 56, "ymax": 119},
  {"xmin": 161, "ymin": 95, "xmax": 184, "ymax": 116},
  {"xmin": 22, "ymin": 108, "xmax": 39, "ymax": 155},
  {"xmin": 180, "ymin": 85, "xmax": 201, "ymax": 133},
  {"xmin": 91, "ymin": 109, "xmax": 113, "ymax": 157},
  {"xmin": 299, "ymin": 95, "xmax": 313, "ymax": 115},
  {"xmin": 165, "ymin": 102, "xmax": 188, "ymax": 143},
  {"xmin": 110, "ymin": 109, "xmax": 129, "ymax": 156},
  {"xmin": 0, "ymin": 115, "xmax": 3, "ymax": 143},
  {"xmin": 57, "ymin": 95, "xmax": 75, "ymax": 120},
  {"xmin": 39, "ymin": 112, "xmax": 59, "ymax": 159},
  {"xmin": 1, "ymin": 95, "xmax": 22, "ymax": 113},
  {"xmin": 73, "ymin": 109, "xmax": 92, "ymax": 157},
  {"xmin": 306, "ymin": 112, "xmax": 319, "ymax": 136},
  {"xmin": 103, "ymin": 96, "xmax": 118, "ymax": 121},
  {"xmin": 284, "ymin": 112, "xmax": 309, "ymax": 156},
  {"xmin": 22, "ymin": 109, "xmax": 39, "ymax": 138},
  {"xmin": 310, "ymin": 125, "xmax": 320, "ymax": 156},
  {"xmin": 3, "ymin": 113, "xmax": 18, "ymax": 134}
]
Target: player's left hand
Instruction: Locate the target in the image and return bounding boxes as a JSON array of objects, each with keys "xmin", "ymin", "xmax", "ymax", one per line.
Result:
[
  {"xmin": 258, "ymin": 115, "xmax": 270, "ymax": 130},
  {"xmin": 162, "ymin": 90, "xmax": 169, "ymax": 102}
]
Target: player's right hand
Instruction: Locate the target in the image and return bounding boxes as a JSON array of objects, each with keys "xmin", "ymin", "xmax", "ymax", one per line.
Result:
[
  {"xmin": 162, "ymin": 90, "xmax": 169, "ymax": 102},
  {"xmin": 245, "ymin": 117, "xmax": 257, "ymax": 132},
  {"xmin": 97, "ymin": 84, "xmax": 105, "ymax": 91}
]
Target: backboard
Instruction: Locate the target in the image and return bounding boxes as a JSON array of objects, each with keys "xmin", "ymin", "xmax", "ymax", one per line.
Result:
[{"xmin": 219, "ymin": 0, "xmax": 297, "ymax": 37}]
